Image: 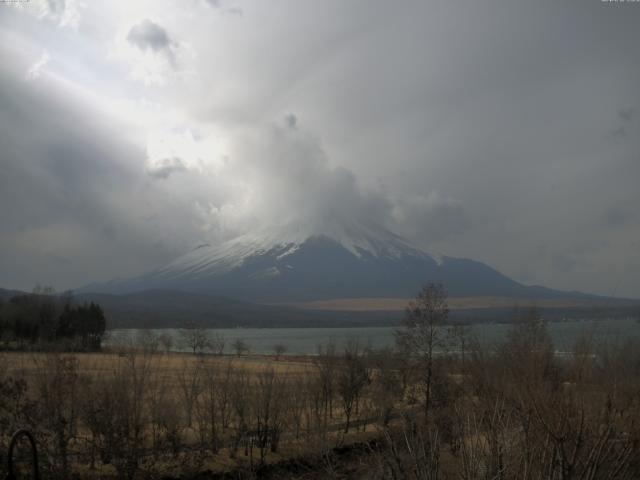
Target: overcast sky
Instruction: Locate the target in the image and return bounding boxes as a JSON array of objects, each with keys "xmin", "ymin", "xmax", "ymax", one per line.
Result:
[{"xmin": 1, "ymin": 0, "xmax": 639, "ymax": 298}]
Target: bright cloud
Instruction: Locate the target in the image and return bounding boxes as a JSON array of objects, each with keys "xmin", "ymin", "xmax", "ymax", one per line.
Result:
[{"xmin": 25, "ymin": 50, "xmax": 50, "ymax": 80}]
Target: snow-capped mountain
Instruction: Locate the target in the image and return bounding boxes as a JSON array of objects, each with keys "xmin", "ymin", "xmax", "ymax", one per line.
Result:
[{"xmin": 83, "ymin": 219, "xmax": 568, "ymax": 302}]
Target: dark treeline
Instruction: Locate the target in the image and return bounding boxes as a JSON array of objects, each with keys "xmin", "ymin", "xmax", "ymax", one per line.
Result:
[{"xmin": 0, "ymin": 286, "xmax": 106, "ymax": 350}]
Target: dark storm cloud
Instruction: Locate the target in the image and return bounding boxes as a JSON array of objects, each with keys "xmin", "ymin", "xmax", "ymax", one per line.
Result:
[
  {"xmin": 127, "ymin": 19, "xmax": 173, "ymax": 55},
  {"xmin": 0, "ymin": 66, "xmax": 211, "ymax": 290}
]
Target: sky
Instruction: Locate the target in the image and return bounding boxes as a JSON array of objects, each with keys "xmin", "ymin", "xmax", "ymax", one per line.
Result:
[{"xmin": 0, "ymin": 0, "xmax": 639, "ymax": 298}]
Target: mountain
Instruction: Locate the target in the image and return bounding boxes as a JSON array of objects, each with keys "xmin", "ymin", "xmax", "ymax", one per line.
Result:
[
  {"xmin": 82, "ymin": 219, "xmax": 597, "ymax": 303},
  {"xmin": 0, "ymin": 287, "xmax": 24, "ymax": 301}
]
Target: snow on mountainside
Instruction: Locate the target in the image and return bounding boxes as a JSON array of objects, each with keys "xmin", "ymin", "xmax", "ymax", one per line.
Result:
[
  {"xmin": 158, "ymin": 219, "xmax": 443, "ymax": 281},
  {"xmin": 82, "ymin": 219, "xmax": 586, "ymax": 302}
]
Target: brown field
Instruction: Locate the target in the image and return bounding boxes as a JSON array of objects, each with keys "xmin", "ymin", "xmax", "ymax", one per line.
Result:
[{"xmin": 3, "ymin": 350, "xmax": 312, "ymax": 381}]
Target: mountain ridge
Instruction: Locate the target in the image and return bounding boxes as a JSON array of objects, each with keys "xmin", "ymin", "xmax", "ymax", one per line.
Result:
[
  {"xmin": 79, "ymin": 219, "xmax": 614, "ymax": 303},
  {"xmin": 2, "ymin": 287, "xmax": 636, "ymax": 330}
]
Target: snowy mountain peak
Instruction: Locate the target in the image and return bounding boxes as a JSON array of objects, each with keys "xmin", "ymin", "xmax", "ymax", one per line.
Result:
[
  {"xmin": 83, "ymin": 217, "xmax": 542, "ymax": 302},
  {"xmin": 158, "ymin": 219, "xmax": 443, "ymax": 280}
]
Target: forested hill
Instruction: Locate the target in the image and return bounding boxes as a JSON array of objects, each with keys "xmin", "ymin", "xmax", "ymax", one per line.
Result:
[{"xmin": 0, "ymin": 288, "xmax": 106, "ymax": 349}]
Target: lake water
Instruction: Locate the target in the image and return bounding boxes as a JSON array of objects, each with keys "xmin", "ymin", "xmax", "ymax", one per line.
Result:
[{"xmin": 106, "ymin": 318, "xmax": 640, "ymax": 355}]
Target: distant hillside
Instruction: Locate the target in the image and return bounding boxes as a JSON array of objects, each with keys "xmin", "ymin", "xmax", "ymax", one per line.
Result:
[
  {"xmin": 3, "ymin": 287, "xmax": 637, "ymax": 329},
  {"xmin": 75, "ymin": 289, "xmax": 399, "ymax": 329},
  {"xmin": 0, "ymin": 287, "xmax": 25, "ymax": 301},
  {"xmin": 69, "ymin": 290, "xmax": 640, "ymax": 329}
]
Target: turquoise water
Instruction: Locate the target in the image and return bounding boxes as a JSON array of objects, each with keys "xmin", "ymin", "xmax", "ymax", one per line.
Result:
[{"xmin": 106, "ymin": 318, "xmax": 640, "ymax": 355}]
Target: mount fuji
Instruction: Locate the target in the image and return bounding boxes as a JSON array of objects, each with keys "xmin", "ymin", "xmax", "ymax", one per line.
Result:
[{"xmin": 83, "ymin": 219, "xmax": 580, "ymax": 303}]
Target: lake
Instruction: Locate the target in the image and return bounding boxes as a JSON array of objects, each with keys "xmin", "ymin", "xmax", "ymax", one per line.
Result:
[{"xmin": 106, "ymin": 318, "xmax": 640, "ymax": 355}]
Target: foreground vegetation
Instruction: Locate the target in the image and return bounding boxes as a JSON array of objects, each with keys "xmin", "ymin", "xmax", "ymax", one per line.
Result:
[{"xmin": 1, "ymin": 285, "xmax": 639, "ymax": 479}]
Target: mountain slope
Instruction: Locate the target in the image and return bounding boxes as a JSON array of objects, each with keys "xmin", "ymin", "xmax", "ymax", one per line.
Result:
[{"xmin": 83, "ymin": 219, "xmax": 592, "ymax": 302}]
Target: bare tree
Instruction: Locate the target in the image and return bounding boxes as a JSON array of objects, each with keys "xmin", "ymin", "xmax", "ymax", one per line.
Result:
[
  {"xmin": 286, "ymin": 374, "xmax": 308, "ymax": 440},
  {"xmin": 396, "ymin": 283, "xmax": 449, "ymax": 425},
  {"xmin": 136, "ymin": 329, "xmax": 160, "ymax": 354},
  {"xmin": 252, "ymin": 367, "xmax": 287, "ymax": 463},
  {"xmin": 370, "ymin": 347, "xmax": 403, "ymax": 426},
  {"xmin": 336, "ymin": 340, "xmax": 369, "ymax": 433},
  {"xmin": 379, "ymin": 416, "xmax": 442, "ymax": 480},
  {"xmin": 217, "ymin": 359, "xmax": 235, "ymax": 432},
  {"xmin": 210, "ymin": 332, "xmax": 226, "ymax": 355},
  {"xmin": 273, "ymin": 343, "xmax": 287, "ymax": 360},
  {"xmin": 448, "ymin": 323, "xmax": 472, "ymax": 371},
  {"xmin": 195, "ymin": 358, "xmax": 234, "ymax": 454},
  {"xmin": 229, "ymin": 367, "xmax": 251, "ymax": 458},
  {"xmin": 106, "ymin": 353, "xmax": 153, "ymax": 479},
  {"xmin": 177, "ymin": 357, "xmax": 204, "ymax": 428},
  {"xmin": 32, "ymin": 354, "xmax": 80, "ymax": 478},
  {"xmin": 179, "ymin": 322, "xmax": 211, "ymax": 354},
  {"xmin": 145, "ymin": 365, "xmax": 179, "ymax": 459},
  {"xmin": 232, "ymin": 338, "xmax": 249, "ymax": 357},
  {"xmin": 314, "ymin": 342, "xmax": 337, "ymax": 432},
  {"xmin": 158, "ymin": 332, "xmax": 174, "ymax": 353},
  {"xmin": 502, "ymin": 307, "xmax": 554, "ymax": 385}
]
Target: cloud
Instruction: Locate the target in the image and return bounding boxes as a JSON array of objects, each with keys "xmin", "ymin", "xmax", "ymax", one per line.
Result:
[
  {"xmin": 284, "ymin": 113, "xmax": 298, "ymax": 129},
  {"xmin": 146, "ymin": 157, "xmax": 188, "ymax": 179},
  {"xmin": 610, "ymin": 126, "xmax": 627, "ymax": 139},
  {"xmin": 225, "ymin": 6, "xmax": 244, "ymax": 16},
  {"xmin": 183, "ymin": 120, "xmax": 465, "ymax": 245},
  {"xmin": 42, "ymin": 0, "xmax": 84, "ymax": 29},
  {"xmin": 392, "ymin": 192, "xmax": 470, "ymax": 243},
  {"xmin": 601, "ymin": 206, "xmax": 636, "ymax": 229},
  {"xmin": 47, "ymin": 0, "xmax": 65, "ymax": 15},
  {"xmin": 122, "ymin": 19, "xmax": 179, "ymax": 82},
  {"xmin": 0, "ymin": 66, "xmax": 213, "ymax": 290},
  {"xmin": 127, "ymin": 19, "xmax": 174, "ymax": 58},
  {"xmin": 609, "ymin": 107, "xmax": 638, "ymax": 139},
  {"xmin": 210, "ymin": 122, "xmax": 394, "ymax": 233},
  {"xmin": 201, "ymin": 0, "xmax": 242, "ymax": 14},
  {"xmin": 619, "ymin": 108, "xmax": 637, "ymax": 123},
  {"xmin": 25, "ymin": 51, "xmax": 50, "ymax": 80}
]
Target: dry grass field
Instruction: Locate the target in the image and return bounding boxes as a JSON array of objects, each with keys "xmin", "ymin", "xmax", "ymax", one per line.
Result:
[
  {"xmin": 0, "ymin": 347, "xmax": 396, "ymax": 479},
  {"xmin": 2, "ymin": 350, "xmax": 311, "ymax": 376}
]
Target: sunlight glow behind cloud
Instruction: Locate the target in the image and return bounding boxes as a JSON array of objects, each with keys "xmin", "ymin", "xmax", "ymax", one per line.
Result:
[{"xmin": 1, "ymin": 0, "xmax": 639, "ymax": 297}]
